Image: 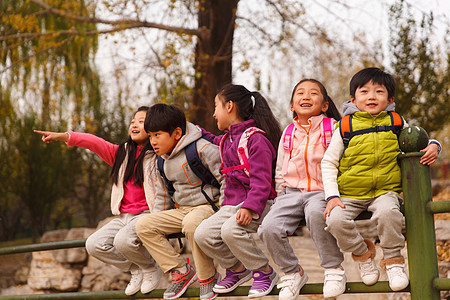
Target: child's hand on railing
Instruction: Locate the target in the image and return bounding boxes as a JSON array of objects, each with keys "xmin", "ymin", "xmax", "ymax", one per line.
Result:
[{"xmin": 419, "ymin": 143, "xmax": 439, "ymax": 165}]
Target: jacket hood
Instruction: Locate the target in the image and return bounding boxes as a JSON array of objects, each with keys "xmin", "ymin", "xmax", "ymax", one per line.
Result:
[
  {"xmin": 342, "ymin": 100, "xmax": 396, "ymax": 117},
  {"xmin": 165, "ymin": 122, "xmax": 202, "ymax": 159}
]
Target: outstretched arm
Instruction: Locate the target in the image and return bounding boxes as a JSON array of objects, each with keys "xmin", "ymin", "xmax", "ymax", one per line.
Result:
[
  {"xmin": 34, "ymin": 130, "xmax": 69, "ymax": 143},
  {"xmin": 34, "ymin": 130, "xmax": 118, "ymax": 166}
]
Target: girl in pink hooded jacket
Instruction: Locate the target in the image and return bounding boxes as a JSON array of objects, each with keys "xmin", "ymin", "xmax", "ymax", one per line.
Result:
[{"xmin": 258, "ymin": 79, "xmax": 345, "ymax": 299}]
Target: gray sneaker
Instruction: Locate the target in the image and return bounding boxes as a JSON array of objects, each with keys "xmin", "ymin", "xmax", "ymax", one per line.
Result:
[
  {"xmin": 163, "ymin": 262, "xmax": 197, "ymax": 299},
  {"xmin": 199, "ymin": 271, "xmax": 221, "ymax": 300}
]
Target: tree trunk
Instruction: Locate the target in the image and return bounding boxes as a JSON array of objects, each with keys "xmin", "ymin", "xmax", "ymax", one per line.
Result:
[{"xmin": 192, "ymin": 0, "xmax": 238, "ymax": 132}]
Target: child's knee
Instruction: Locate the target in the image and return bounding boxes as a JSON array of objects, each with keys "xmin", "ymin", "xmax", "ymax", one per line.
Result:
[
  {"xmin": 135, "ymin": 215, "xmax": 157, "ymax": 237},
  {"xmin": 193, "ymin": 223, "xmax": 207, "ymax": 246},
  {"xmin": 373, "ymin": 206, "xmax": 402, "ymax": 223},
  {"xmin": 325, "ymin": 210, "xmax": 345, "ymax": 230},
  {"xmin": 258, "ymin": 219, "xmax": 280, "ymax": 240},
  {"xmin": 182, "ymin": 217, "xmax": 201, "ymax": 236},
  {"xmin": 85, "ymin": 235, "xmax": 97, "ymax": 256},
  {"xmin": 220, "ymin": 221, "xmax": 238, "ymax": 244}
]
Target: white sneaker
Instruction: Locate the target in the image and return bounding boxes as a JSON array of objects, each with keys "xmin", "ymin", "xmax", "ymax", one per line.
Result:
[
  {"xmin": 125, "ymin": 269, "xmax": 143, "ymax": 295},
  {"xmin": 141, "ymin": 265, "xmax": 163, "ymax": 294},
  {"xmin": 358, "ymin": 258, "xmax": 379, "ymax": 285},
  {"xmin": 277, "ymin": 269, "xmax": 308, "ymax": 300},
  {"xmin": 386, "ymin": 264, "xmax": 409, "ymax": 291},
  {"xmin": 323, "ymin": 267, "xmax": 346, "ymax": 298}
]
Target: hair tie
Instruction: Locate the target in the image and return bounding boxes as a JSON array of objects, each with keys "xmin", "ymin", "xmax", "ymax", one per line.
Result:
[{"xmin": 251, "ymin": 95, "xmax": 256, "ymax": 109}]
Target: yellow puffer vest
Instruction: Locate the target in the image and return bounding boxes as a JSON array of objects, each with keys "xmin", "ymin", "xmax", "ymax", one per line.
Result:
[{"xmin": 337, "ymin": 111, "xmax": 402, "ymax": 199}]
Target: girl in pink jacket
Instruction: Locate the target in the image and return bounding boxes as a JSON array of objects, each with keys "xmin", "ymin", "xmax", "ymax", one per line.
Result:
[
  {"xmin": 258, "ymin": 79, "xmax": 345, "ymax": 299},
  {"xmin": 34, "ymin": 106, "xmax": 161, "ymax": 296}
]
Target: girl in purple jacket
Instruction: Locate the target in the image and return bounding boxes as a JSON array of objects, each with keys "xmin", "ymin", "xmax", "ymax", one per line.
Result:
[{"xmin": 195, "ymin": 84, "xmax": 282, "ymax": 299}]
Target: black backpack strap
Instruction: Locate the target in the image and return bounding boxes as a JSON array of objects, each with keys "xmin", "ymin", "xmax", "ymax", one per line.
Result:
[
  {"xmin": 157, "ymin": 156, "xmax": 175, "ymax": 196},
  {"xmin": 185, "ymin": 140, "xmax": 220, "ymax": 212}
]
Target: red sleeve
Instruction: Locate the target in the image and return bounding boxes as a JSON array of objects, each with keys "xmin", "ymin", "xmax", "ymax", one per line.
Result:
[{"xmin": 66, "ymin": 131, "xmax": 118, "ymax": 166}]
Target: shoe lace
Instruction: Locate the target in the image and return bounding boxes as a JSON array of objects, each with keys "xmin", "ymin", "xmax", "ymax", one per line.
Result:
[
  {"xmin": 143, "ymin": 270, "xmax": 154, "ymax": 281},
  {"xmin": 386, "ymin": 264, "xmax": 404, "ymax": 277},
  {"xmin": 128, "ymin": 271, "xmax": 141, "ymax": 286},
  {"xmin": 170, "ymin": 270, "xmax": 186, "ymax": 283},
  {"xmin": 360, "ymin": 259, "xmax": 376, "ymax": 273}
]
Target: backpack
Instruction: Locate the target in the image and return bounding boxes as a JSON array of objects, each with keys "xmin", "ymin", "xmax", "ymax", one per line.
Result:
[
  {"xmin": 281, "ymin": 118, "xmax": 334, "ymax": 175},
  {"xmin": 338, "ymin": 111, "xmax": 404, "ymax": 160},
  {"xmin": 219, "ymin": 127, "xmax": 266, "ymax": 176},
  {"xmin": 157, "ymin": 138, "xmax": 220, "ymax": 212}
]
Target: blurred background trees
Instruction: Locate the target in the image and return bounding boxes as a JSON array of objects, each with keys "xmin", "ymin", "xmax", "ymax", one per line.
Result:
[{"xmin": 0, "ymin": 0, "xmax": 448, "ymax": 242}]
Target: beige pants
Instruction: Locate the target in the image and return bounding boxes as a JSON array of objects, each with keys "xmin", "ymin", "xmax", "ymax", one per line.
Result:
[{"xmin": 136, "ymin": 205, "xmax": 215, "ymax": 280}]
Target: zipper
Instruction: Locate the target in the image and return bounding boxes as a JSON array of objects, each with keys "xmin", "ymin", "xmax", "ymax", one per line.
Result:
[
  {"xmin": 298, "ymin": 122, "xmax": 312, "ymax": 192},
  {"xmin": 373, "ymin": 120, "xmax": 379, "ymax": 191}
]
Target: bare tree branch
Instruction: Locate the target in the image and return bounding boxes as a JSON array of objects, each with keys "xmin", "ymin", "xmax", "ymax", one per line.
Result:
[{"xmin": 29, "ymin": 0, "xmax": 203, "ymax": 37}]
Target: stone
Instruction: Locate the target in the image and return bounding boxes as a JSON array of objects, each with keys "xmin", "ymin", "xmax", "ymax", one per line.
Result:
[
  {"xmin": 435, "ymin": 220, "xmax": 450, "ymax": 242},
  {"xmin": 54, "ymin": 227, "xmax": 95, "ymax": 264}
]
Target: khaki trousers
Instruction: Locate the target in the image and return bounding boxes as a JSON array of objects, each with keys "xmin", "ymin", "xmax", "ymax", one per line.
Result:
[{"xmin": 136, "ymin": 205, "xmax": 215, "ymax": 280}]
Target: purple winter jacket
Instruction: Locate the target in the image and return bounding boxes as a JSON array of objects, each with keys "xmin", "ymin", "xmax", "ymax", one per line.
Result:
[{"xmin": 202, "ymin": 119, "xmax": 276, "ymax": 218}]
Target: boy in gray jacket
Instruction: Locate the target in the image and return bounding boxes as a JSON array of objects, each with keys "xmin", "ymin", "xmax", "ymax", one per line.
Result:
[{"xmin": 136, "ymin": 103, "xmax": 224, "ymax": 300}]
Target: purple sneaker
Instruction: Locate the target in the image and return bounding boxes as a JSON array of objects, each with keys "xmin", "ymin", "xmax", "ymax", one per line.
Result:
[
  {"xmin": 213, "ymin": 268, "xmax": 252, "ymax": 293},
  {"xmin": 248, "ymin": 266, "xmax": 279, "ymax": 298}
]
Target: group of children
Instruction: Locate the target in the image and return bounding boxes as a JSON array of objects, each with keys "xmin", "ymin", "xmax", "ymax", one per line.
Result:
[{"xmin": 35, "ymin": 67, "xmax": 441, "ymax": 300}]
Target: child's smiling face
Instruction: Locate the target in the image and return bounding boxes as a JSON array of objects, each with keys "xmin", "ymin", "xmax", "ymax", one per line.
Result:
[
  {"xmin": 291, "ymin": 81, "xmax": 329, "ymax": 124},
  {"xmin": 129, "ymin": 110, "xmax": 149, "ymax": 146},
  {"xmin": 351, "ymin": 81, "xmax": 394, "ymax": 115}
]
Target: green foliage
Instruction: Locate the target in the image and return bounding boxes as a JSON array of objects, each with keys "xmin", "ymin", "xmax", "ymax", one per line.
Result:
[
  {"xmin": 0, "ymin": 0, "xmax": 129, "ymax": 241},
  {"xmin": 389, "ymin": 0, "xmax": 450, "ymax": 133}
]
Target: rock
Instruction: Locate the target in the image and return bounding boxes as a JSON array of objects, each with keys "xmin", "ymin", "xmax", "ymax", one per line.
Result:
[
  {"xmin": 54, "ymin": 227, "xmax": 95, "ymax": 264},
  {"xmin": 435, "ymin": 220, "xmax": 450, "ymax": 242},
  {"xmin": 80, "ymin": 256, "xmax": 127, "ymax": 292},
  {"xmin": 14, "ymin": 266, "xmax": 30, "ymax": 284},
  {"xmin": 26, "ymin": 229, "xmax": 86, "ymax": 292},
  {"xmin": 40, "ymin": 229, "xmax": 69, "ymax": 243},
  {"xmin": 0, "ymin": 284, "xmax": 44, "ymax": 296},
  {"xmin": 27, "ymin": 250, "xmax": 82, "ymax": 291}
]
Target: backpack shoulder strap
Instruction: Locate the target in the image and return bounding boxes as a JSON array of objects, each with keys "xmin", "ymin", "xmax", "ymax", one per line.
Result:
[
  {"xmin": 388, "ymin": 111, "xmax": 404, "ymax": 135},
  {"xmin": 281, "ymin": 123, "xmax": 295, "ymax": 176},
  {"xmin": 321, "ymin": 117, "xmax": 333, "ymax": 148},
  {"xmin": 185, "ymin": 139, "xmax": 220, "ymax": 211},
  {"xmin": 338, "ymin": 115, "xmax": 353, "ymax": 160},
  {"xmin": 220, "ymin": 127, "xmax": 265, "ymax": 176},
  {"xmin": 339, "ymin": 115, "xmax": 352, "ymax": 148},
  {"xmin": 157, "ymin": 156, "xmax": 175, "ymax": 196}
]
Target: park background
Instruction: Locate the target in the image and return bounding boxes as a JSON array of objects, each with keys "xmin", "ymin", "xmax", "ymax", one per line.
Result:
[{"xmin": 0, "ymin": 0, "xmax": 449, "ymax": 297}]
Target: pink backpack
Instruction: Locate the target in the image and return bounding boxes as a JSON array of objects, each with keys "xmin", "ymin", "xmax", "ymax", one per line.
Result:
[
  {"xmin": 281, "ymin": 118, "xmax": 334, "ymax": 175},
  {"xmin": 220, "ymin": 127, "xmax": 266, "ymax": 176}
]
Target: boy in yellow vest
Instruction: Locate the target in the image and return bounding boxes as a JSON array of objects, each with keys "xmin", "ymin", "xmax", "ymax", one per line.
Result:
[{"xmin": 321, "ymin": 67, "xmax": 441, "ymax": 295}]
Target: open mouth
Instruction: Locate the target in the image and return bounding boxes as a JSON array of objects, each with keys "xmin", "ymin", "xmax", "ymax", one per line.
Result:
[{"xmin": 300, "ymin": 104, "xmax": 312, "ymax": 107}]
